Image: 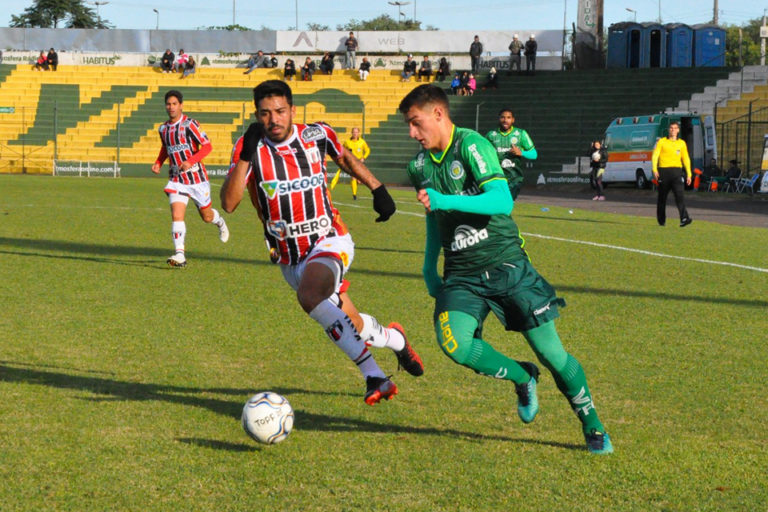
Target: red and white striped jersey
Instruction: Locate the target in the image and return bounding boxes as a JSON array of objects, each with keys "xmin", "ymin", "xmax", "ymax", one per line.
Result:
[
  {"xmin": 158, "ymin": 114, "xmax": 210, "ymax": 184},
  {"xmin": 245, "ymin": 122, "xmax": 349, "ymax": 265}
]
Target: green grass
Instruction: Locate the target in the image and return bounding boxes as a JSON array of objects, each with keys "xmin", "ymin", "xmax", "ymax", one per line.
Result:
[{"xmin": 0, "ymin": 175, "xmax": 766, "ymax": 511}]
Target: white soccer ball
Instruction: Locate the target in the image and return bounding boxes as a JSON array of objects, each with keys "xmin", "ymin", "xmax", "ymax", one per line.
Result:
[{"xmin": 242, "ymin": 392, "xmax": 294, "ymax": 444}]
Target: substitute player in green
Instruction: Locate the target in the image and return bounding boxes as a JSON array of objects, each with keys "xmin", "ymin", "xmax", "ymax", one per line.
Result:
[
  {"xmin": 485, "ymin": 108, "xmax": 536, "ymax": 199},
  {"xmin": 400, "ymin": 85, "xmax": 612, "ymax": 454}
]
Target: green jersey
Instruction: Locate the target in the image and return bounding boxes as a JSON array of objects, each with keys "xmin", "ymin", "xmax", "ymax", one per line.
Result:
[
  {"xmin": 485, "ymin": 126, "xmax": 534, "ymax": 185},
  {"xmin": 407, "ymin": 125, "xmax": 527, "ymax": 276}
]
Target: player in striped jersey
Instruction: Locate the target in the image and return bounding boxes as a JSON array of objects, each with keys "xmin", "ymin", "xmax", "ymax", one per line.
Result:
[
  {"xmin": 222, "ymin": 80, "xmax": 423, "ymax": 405},
  {"xmin": 151, "ymin": 90, "xmax": 229, "ymax": 267}
]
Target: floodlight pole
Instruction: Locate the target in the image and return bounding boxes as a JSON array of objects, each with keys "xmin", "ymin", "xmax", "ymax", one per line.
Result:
[{"xmin": 153, "ymin": 8, "xmax": 159, "ymax": 30}]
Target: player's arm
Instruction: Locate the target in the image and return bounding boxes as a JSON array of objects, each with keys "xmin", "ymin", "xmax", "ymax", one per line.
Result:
[
  {"xmin": 651, "ymin": 139, "xmax": 662, "ymax": 178},
  {"xmin": 181, "ymin": 122, "xmax": 212, "ymax": 171},
  {"xmin": 423, "ymin": 212, "xmax": 443, "ymax": 298},
  {"xmin": 361, "ymin": 139, "xmax": 370, "ymax": 160},
  {"xmin": 332, "ymin": 147, "xmax": 395, "ymax": 222},
  {"xmin": 519, "ymin": 130, "xmax": 537, "ymax": 160},
  {"xmin": 418, "ymin": 178, "xmax": 512, "ymax": 215},
  {"xmin": 221, "ymin": 123, "xmax": 261, "ymax": 212},
  {"xmin": 681, "ymin": 142, "xmax": 692, "ymax": 183},
  {"xmin": 151, "ymin": 145, "xmax": 167, "ymax": 174}
]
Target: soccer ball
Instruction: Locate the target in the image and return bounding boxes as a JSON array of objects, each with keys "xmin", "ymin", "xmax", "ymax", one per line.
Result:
[{"xmin": 242, "ymin": 392, "xmax": 294, "ymax": 444}]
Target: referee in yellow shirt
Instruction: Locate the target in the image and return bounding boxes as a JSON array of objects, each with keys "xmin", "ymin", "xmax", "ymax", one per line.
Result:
[
  {"xmin": 652, "ymin": 121, "xmax": 692, "ymax": 227},
  {"xmin": 330, "ymin": 127, "xmax": 370, "ymax": 200}
]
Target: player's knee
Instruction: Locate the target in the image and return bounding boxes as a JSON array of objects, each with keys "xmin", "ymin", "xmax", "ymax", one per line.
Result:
[{"xmin": 434, "ymin": 311, "xmax": 473, "ymax": 366}]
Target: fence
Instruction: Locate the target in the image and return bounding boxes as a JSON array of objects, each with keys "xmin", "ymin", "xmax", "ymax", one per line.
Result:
[{"xmin": 715, "ymin": 101, "xmax": 768, "ymax": 174}]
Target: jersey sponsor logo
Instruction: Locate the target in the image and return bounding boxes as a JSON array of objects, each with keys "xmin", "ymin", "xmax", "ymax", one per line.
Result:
[
  {"xmin": 501, "ymin": 158, "xmax": 514, "ymax": 169},
  {"xmin": 438, "ymin": 312, "xmax": 458, "ymax": 353},
  {"xmin": 533, "ymin": 302, "xmax": 551, "ymax": 316},
  {"xmin": 449, "ymin": 161, "xmax": 465, "ymax": 180},
  {"xmin": 301, "ymin": 125, "xmax": 325, "ymax": 143},
  {"xmin": 415, "ymin": 153, "xmax": 425, "ymax": 169},
  {"xmin": 450, "ymin": 225, "xmax": 489, "ymax": 251},
  {"xmin": 267, "ymin": 216, "xmax": 331, "ymax": 240},
  {"xmin": 467, "ymin": 143, "xmax": 489, "ymax": 174},
  {"xmin": 167, "ymin": 143, "xmax": 190, "ymax": 153},
  {"xmin": 261, "ymin": 175, "xmax": 325, "ymax": 199},
  {"xmin": 570, "ymin": 386, "xmax": 595, "ymax": 416}
]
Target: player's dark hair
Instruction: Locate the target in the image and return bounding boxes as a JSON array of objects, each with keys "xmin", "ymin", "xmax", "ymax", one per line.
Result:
[
  {"xmin": 165, "ymin": 90, "xmax": 183, "ymax": 103},
  {"xmin": 398, "ymin": 84, "xmax": 450, "ymax": 115},
  {"xmin": 669, "ymin": 121, "xmax": 680, "ymax": 127},
  {"xmin": 253, "ymin": 80, "xmax": 293, "ymax": 107},
  {"xmin": 498, "ymin": 107, "xmax": 514, "ymax": 117}
]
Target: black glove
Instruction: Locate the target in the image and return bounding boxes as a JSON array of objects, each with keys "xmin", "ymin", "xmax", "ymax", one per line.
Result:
[{"xmin": 372, "ymin": 184, "xmax": 396, "ymax": 222}]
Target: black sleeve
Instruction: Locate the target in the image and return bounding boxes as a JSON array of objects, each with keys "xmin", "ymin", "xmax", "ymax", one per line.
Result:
[{"xmin": 239, "ymin": 123, "xmax": 264, "ymax": 163}]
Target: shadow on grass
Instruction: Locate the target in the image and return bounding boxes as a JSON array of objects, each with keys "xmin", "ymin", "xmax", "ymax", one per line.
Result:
[
  {"xmin": 517, "ymin": 214, "xmax": 625, "ymax": 225},
  {"xmin": 0, "ymin": 362, "xmax": 583, "ymax": 452},
  {"xmin": 558, "ymin": 284, "xmax": 768, "ymax": 308}
]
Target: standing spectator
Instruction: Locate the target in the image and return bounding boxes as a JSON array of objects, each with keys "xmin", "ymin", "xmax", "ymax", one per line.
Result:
[
  {"xmin": 469, "ymin": 35, "xmax": 483, "ymax": 74},
  {"xmin": 243, "ymin": 50, "xmax": 267, "ymax": 74},
  {"xmin": 450, "ymin": 73, "xmax": 461, "ymax": 95},
  {"xmin": 481, "ymin": 67, "xmax": 498, "ymax": 90},
  {"xmin": 160, "ymin": 49, "xmax": 174, "ymax": 73},
  {"xmin": 301, "ymin": 57, "xmax": 315, "ymax": 81},
  {"xmin": 652, "ymin": 121, "xmax": 692, "ymax": 227},
  {"xmin": 46, "ymin": 48, "xmax": 58, "ymax": 71},
  {"xmin": 344, "ymin": 31, "xmax": 358, "ymax": 69},
  {"xmin": 401, "ymin": 54, "xmax": 416, "ymax": 82},
  {"xmin": 268, "ymin": 53, "xmax": 278, "ymax": 68},
  {"xmin": 485, "ymin": 108, "xmax": 538, "ymax": 199},
  {"xmin": 283, "ymin": 58, "xmax": 296, "ymax": 81},
  {"xmin": 435, "ymin": 57, "xmax": 450, "ymax": 82},
  {"xmin": 417, "ymin": 55, "xmax": 432, "ymax": 82},
  {"xmin": 358, "ymin": 57, "xmax": 371, "ymax": 81},
  {"xmin": 524, "ymin": 35, "xmax": 538, "ymax": 75},
  {"xmin": 150, "ymin": 89, "xmax": 229, "ymax": 267},
  {"xmin": 330, "ymin": 127, "xmax": 370, "ymax": 200},
  {"xmin": 508, "ymin": 34, "xmax": 524, "ymax": 74},
  {"xmin": 182, "ymin": 55, "xmax": 196, "ymax": 78},
  {"xmin": 319, "ymin": 52, "xmax": 335, "ymax": 74},
  {"xmin": 173, "ymin": 49, "xmax": 188, "ymax": 72},
  {"xmin": 589, "ymin": 141, "xmax": 607, "ymax": 200},
  {"xmin": 35, "ymin": 50, "xmax": 49, "ymax": 71}
]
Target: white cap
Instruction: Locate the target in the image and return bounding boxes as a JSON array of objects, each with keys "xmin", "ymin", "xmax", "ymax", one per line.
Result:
[
  {"xmin": 514, "ymin": 34, "xmax": 518, "ymax": 38},
  {"xmin": 530, "ymin": 34, "xmax": 535, "ymax": 39}
]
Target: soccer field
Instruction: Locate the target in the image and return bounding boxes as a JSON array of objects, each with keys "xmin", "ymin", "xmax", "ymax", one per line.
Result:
[{"xmin": 1, "ymin": 175, "xmax": 766, "ymax": 511}]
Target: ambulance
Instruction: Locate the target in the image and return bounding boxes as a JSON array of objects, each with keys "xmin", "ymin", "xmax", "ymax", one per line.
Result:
[{"xmin": 602, "ymin": 113, "xmax": 716, "ymax": 189}]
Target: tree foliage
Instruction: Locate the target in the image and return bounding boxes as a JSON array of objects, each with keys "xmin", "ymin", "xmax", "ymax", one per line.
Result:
[
  {"xmin": 10, "ymin": 0, "xmax": 111, "ymax": 29},
  {"xmin": 337, "ymin": 14, "xmax": 428, "ymax": 32},
  {"xmin": 205, "ymin": 24, "xmax": 252, "ymax": 31},
  {"xmin": 724, "ymin": 18, "xmax": 763, "ymax": 66}
]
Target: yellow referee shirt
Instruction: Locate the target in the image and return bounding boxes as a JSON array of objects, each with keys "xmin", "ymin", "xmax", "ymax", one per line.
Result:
[
  {"xmin": 343, "ymin": 137, "xmax": 370, "ymax": 160},
  {"xmin": 652, "ymin": 137, "xmax": 691, "ymax": 178}
]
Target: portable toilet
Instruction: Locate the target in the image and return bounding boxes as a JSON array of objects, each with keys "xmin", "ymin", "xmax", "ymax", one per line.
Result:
[
  {"xmin": 665, "ymin": 23, "xmax": 693, "ymax": 67},
  {"xmin": 627, "ymin": 23, "xmax": 644, "ymax": 68},
  {"xmin": 607, "ymin": 22, "xmax": 640, "ymax": 68},
  {"xmin": 641, "ymin": 23, "xmax": 666, "ymax": 68},
  {"xmin": 693, "ymin": 24, "xmax": 726, "ymax": 67}
]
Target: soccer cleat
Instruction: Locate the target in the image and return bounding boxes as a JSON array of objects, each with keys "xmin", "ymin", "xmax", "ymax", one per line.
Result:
[
  {"xmin": 389, "ymin": 322, "xmax": 424, "ymax": 377},
  {"xmin": 218, "ymin": 220, "xmax": 230, "ymax": 243},
  {"xmin": 167, "ymin": 252, "xmax": 187, "ymax": 268},
  {"xmin": 585, "ymin": 429, "xmax": 614, "ymax": 454},
  {"xmin": 364, "ymin": 376, "xmax": 398, "ymax": 405},
  {"xmin": 680, "ymin": 217, "xmax": 692, "ymax": 227},
  {"xmin": 514, "ymin": 362, "xmax": 540, "ymax": 424}
]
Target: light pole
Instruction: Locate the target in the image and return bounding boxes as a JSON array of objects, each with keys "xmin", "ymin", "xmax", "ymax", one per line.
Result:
[
  {"xmin": 625, "ymin": 7, "xmax": 637, "ymax": 22},
  {"xmin": 388, "ymin": 1, "xmax": 410, "ymax": 26},
  {"xmin": 232, "ymin": 0, "xmax": 235, "ymax": 26},
  {"xmin": 153, "ymin": 8, "xmax": 159, "ymax": 30},
  {"xmin": 295, "ymin": 0, "xmax": 298, "ymax": 30},
  {"xmin": 90, "ymin": 1, "xmax": 109, "ymax": 26}
]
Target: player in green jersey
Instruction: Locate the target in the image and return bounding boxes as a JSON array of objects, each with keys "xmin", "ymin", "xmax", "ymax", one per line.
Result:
[
  {"xmin": 485, "ymin": 108, "xmax": 537, "ymax": 199},
  {"xmin": 400, "ymin": 85, "xmax": 612, "ymax": 454}
]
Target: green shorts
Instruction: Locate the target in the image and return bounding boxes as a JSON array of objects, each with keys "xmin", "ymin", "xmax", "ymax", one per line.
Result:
[{"xmin": 434, "ymin": 258, "xmax": 565, "ymax": 333}]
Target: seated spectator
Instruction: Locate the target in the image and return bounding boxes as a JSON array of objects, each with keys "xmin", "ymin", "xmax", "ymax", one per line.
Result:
[
  {"xmin": 467, "ymin": 73, "xmax": 477, "ymax": 95},
  {"xmin": 458, "ymin": 71, "xmax": 470, "ymax": 95},
  {"xmin": 35, "ymin": 50, "xmax": 49, "ymax": 71},
  {"xmin": 46, "ymin": 48, "xmax": 58, "ymax": 71},
  {"xmin": 417, "ymin": 56, "xmax": 432, "ymax": 82},
  {"xmin": 726, "ymin": 159, "xmax": 742, "ymax": 188},
  {"xmin": 301, "ymin": 57, "xmax": 315, "ymax": 81},
  {"xmin": 450, "ymin": 73, "xmax": 461, "ymax": 95},
  {"xmin": 243, "ymin": 50, "xmax": 267, "ymax": 74},
  {"xmin": 401, "ymin": 54, "xmax": 416, "ymax": 82},
  {"xmin": 283, "ymin": 59, "xmax": 296, "ymax": 81},
  {"xmin": 358, "ymin": 57, "xmax": 371, "ymax": 81},
  {"xmin": 173, "ymin": 49, "xmax": 188, "ymax": 72},
  {"xmin": 160, "ymin": 49, "xmax": 174, "ymax": 73},
  {"xmin": 435, "ymin": 57, "xmax": 450, "ymax": 82},
  {"xmin": 481, "ymin": 67, "xmax": 498, "ymax": 90},
  {"xmin": 268, "ymin": 53, "xmax": 278, "ymax": 68},
  {"xmin": 319, "ymin": 52, "xmax": 335, "ymax": 74},
  {"xmin": 182, "ymin": 55, "xmax": 196, "ymax": 78}
]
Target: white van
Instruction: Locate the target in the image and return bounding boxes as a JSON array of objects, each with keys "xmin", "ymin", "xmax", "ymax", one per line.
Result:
[{"xmin": 602, "ymin": 113, "xmax": 716, "ymax": 188}]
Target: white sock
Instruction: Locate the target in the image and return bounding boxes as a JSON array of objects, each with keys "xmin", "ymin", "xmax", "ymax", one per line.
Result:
[
  {"xmin": 309, "ymin": 300, "xmax": 385, "ymax": 379},
  {"xmin": 210, "ymin": 208, "xmax": 224, "ymax": 227},
  {"xmin": 360, "ymin": 313, "xmax": 405, "ymax": 351},
  {"xmin": 171, "ymin": 221, "xmax": 186, "ymax": 253}
]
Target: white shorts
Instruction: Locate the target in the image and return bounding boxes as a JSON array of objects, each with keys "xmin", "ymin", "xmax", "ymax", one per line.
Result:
[
  {"xmin": 280, "ymin": 233, "xmax": 355, "ymax": 294},
  {"xmin": 164, "ymin": 180, "xmax": 212, "ymax": 209}
]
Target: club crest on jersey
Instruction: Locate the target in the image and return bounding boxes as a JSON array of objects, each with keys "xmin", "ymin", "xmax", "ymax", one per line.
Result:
[
  {"xmin": 261, "ymin": 180, "xmax": 279, "ymax": 199},
  {"xmin": 326, "ymin": 320, "xmax": 344, "ymax": 341},
  {"xmin": 449, "ymin": 161, "xmax": 465, "ymax": 180},
  {"xmin": 415, "ymin": 153, "xmax": 425, "ymax": 170},
  {"xmin": 301, "ymin": 125, "xmax": 325, "ymax": 143},
  {"xmin": 307, "ymin": 146, "xmax": 321, "ymax": 164},
  {"xmin": 511, "ymin": 136, "xmax": 519, "ymax": 145},
  {"xmin": 451, "ymin": 224, "xmax": 489, "ymax": 251}
]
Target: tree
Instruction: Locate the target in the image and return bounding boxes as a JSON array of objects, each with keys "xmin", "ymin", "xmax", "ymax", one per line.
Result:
[
  {"xmin": 337, "ymin": 14, "xmax": 429, "ymax": 32},
  {"xmin": 10, "ymin": 0, "xmax": 111, "ymax": 29},
  {"xmin": 724, "ymin": 18, "xmax": 762, "ymax": 66},
  {"xmin": 205, "ymin": 24, "xmax": 252, "ymax": 31},
  {"xmin": 306, "ymin": 23, "xmax": 330, "ymax": 31}
]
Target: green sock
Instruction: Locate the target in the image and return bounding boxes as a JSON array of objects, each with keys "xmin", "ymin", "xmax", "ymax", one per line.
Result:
[
  {"xmin": 524, "ymin": 322, "xmax": 605, "ymax": 434},
  {"xmin": 435, "ymin": 310, "xmax": 531, "ymax": 385}
]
